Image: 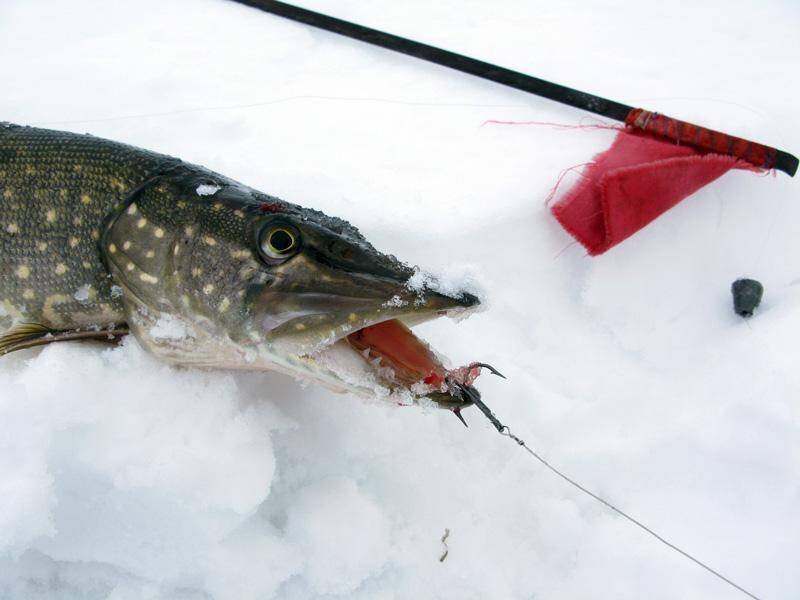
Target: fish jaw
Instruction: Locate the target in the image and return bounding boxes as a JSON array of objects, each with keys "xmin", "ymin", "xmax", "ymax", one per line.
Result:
[
  {"xmin": 115, "ymin": 286, "xmax": 481, "ymax": 409},
  {"xmin": 227, "ymin": 260, "xmax": 482, "ymax": 403}
]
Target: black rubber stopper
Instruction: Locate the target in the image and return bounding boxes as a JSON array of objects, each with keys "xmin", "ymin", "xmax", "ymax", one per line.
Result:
[{"xmin": 731, "ymin": 279, "xmax": 763, "ymax": 317}]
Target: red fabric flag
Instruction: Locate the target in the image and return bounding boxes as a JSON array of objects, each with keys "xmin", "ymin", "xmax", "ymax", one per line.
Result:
[{"xmin": 550, "ymin": 129, "xmax": 758, "ymax": 255}]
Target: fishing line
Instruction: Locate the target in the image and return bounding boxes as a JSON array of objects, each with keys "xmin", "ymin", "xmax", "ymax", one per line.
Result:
[
  {"xmin": 468, "ymin": 397, "xmax": 762, "ymax": 600},
  {"xmin": 31, "ymin": 95, "xmax": 530, "ymax": 127}
]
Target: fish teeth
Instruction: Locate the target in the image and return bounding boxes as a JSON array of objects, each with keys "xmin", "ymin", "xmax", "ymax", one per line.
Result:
[{"xmin": 361, "ymin": 348, "xmax": 371, "ymax": 359}]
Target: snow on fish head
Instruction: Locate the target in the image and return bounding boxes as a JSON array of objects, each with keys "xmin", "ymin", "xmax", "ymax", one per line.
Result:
[{"xmin": 101, "ymin": 173, "xmax": 483, "ymax": 408}]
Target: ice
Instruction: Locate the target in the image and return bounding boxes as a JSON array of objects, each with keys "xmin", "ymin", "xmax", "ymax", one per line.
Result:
[{"xmin": 1, "ymin": 0, "xmax": 799, "ymax": 599}]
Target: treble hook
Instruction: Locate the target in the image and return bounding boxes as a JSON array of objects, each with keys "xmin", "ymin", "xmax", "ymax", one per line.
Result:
[
  {"xmin": 453, "ymin": 383, "xmax": 505, "ymax": 433},
  {"xmin": 452, "ymin": 407, "xmax": 469, "ymax": 428},
  {"xmin": 470, "ymin": 362, "xmax": 507, "ymax": 379}
]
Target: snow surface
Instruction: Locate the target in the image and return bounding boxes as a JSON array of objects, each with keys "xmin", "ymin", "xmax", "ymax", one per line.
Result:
[{"xmin": 1, "ymin": 0, "xmax": 799, "ymax": 598}]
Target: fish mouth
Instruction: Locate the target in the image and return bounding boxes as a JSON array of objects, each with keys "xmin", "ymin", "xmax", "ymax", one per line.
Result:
[
  {"xmin": 290, "ymin": 292, "xmax": 485, "ymax": 409},
  {"xmin": 247, "ymin": 251, "xmax": 491, "ymax": 409}
]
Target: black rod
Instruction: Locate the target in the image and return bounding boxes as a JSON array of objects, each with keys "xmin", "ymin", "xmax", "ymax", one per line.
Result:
[
  {"xmin": 229, "ymin": 0, "xmax": 797, "ymax": 177},
  {"xmin": 232, "ymin": 0, "xmax": 632, "ymax": 120}
]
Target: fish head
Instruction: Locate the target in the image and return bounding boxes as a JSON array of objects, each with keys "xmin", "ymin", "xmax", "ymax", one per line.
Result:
[{"xmin": 103, "ymin": 174, "xmax": 482, "ymax": 407}]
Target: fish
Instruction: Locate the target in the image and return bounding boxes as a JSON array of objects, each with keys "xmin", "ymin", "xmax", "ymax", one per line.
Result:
[{"xmin": 0, "ymin": 122, "xmax": 496, "ymax": 413}]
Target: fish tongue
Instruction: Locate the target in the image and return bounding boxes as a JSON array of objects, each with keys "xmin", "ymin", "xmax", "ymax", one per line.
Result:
[{"xmin": 346, "ymin": 319, "xmax": 446, "ymax": 387}]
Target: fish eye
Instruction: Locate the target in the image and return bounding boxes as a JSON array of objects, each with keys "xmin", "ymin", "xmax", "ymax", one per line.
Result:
[{"xmin": 260, "ymin": 225, "xmax": 299, "ymax": 261}]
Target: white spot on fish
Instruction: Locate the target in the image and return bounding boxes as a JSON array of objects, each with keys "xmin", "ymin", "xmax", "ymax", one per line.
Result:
[
  {"xmin": 108, "ymin": 243, "xmax": 117, "ymax": 253},
  {"xmin": 145, "ymin": 250, "xmax": 155, "ymax": 259},
  {"xmin": 70, "ymin": 237, "xmax": 80, "ymax": 248},
  {"xmin": 126, "ymin": 262, "xmax": 135, "ymax": 271},
  {"xmin": 80, "ymin": 194, "xmax": 92, "ymax": 205},
  {"xmin": 110, "ymin": 285, "xmax": 123, "ymax": 298},
  {"xmin": 36, "ymin": 242, "xmax": 48, "ymax": 251},
  {"xmin": 5, "ymin": 223, "xmax": 18, "ymax": 234},
  {"xmin": 203, "ymin": 236, "xmax": 217, "ymax": 246},
  {"xmin": 45, "ymin": 209, "xmax": 56, "ymax": 223},
  {"xmin": 15, "ymin": 265, "xmax": 30, "ymax": 279},
  {"xmin": 218, "ymin": 297, "xmax": 230, "ymax": 313},
  {"xmin": 196, "ymin": 183, "xmax": 221, "ymax": 197},
  {"xmin": 184, "ymin": 226, "xmax": 194, "ymax": 236},
  {"xmin": 139, "ymin": 273, "xmax": 158, "ymax": 284},
  {"xmin": 137, "ymin": 218, "xmax": 147, "ymax": 229},
  {"xmin": 203, "ymin": 284, "xmax": 214, "ymax": 295},
  {"xmin": 55, "ymin": 263, "xmax": 67, "ymax": 275},
  {"xmin": 22, "ymin": 289, "xmax": 35, "ymax": 300},
  {"xmin": 154, "ymin": 227, "xmax": 164, "ymax": 238},
  {"xmin": 126, "ymin": 204, "xmax": 138, "ymax": 215}
]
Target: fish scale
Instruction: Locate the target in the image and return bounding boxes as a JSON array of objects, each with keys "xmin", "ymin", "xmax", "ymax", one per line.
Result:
[{"xmin": 0, "ymin": 123, "xmax": 175, "ymax": 330}]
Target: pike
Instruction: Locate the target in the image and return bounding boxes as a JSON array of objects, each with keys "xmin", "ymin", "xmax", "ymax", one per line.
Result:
[
  {"xmin": 0, "ymin": 123, "xmax": 501, "ymax": 417},
  {"xmin": 232, "ymin": 0, "xmax": 798, "ymax": 177}
]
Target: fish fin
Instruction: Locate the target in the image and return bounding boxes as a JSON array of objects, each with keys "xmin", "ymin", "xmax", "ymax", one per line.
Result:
[
  {"xmin": 0, "ymin": 323, "xmax": 52, "ymax": 355},
  {"xmin": 0, "ymin": 323, "xmax": 129, "ymax": 357}
]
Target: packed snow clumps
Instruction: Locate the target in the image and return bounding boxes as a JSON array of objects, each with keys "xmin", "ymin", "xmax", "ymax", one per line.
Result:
[{"xmin": 406, "ymin": 265, "xmax": 488, "ymax": 312}]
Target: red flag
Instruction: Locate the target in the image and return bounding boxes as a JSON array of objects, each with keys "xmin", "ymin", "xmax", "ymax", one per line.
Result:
[{"xmin": 550, "ymin": 128, "xmax": 758, "ymax": 255}]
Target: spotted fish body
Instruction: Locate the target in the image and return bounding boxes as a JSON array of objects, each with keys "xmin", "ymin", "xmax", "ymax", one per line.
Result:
[
  {"xmin": 0, "ymin": 123, "xmax": 175, "ymax": 331},
  {"xmin": 0, "ymin": 123, "xmax": 481, "ymax": 408}
]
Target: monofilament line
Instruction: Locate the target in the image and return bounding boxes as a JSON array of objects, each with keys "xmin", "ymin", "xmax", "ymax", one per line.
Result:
[{"xmin": 499, "ymin": 427, "xmax": 762, "ymax": 600}]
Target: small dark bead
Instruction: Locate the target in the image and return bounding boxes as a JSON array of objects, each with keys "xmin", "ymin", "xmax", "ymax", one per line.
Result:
[{"xmin": 731, "ymin": 278, "xmax": 764, "ymax": 318}]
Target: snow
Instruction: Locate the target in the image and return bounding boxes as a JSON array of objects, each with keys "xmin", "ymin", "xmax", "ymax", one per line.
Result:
[
  {"xmin": 196, "ymin": 183, "xmax": 222, "ymax": 197},
  {"xmin": 406, "ymin": 264, "xmax": 487, "ymax": 307},
  {"xmin": 382, "ymin": 294, "xmax": 407, "ymax": 308},
  {"xmin": 1, "ymin": 1, "xmax": 799, "ymax": 599},
  {"xmin": 149, "ymin": 314, "xmax": 188, "ymax": 341},
  {"xmin": 73, "ymin": 285, "xmax": 91, "ymax": 304}
]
